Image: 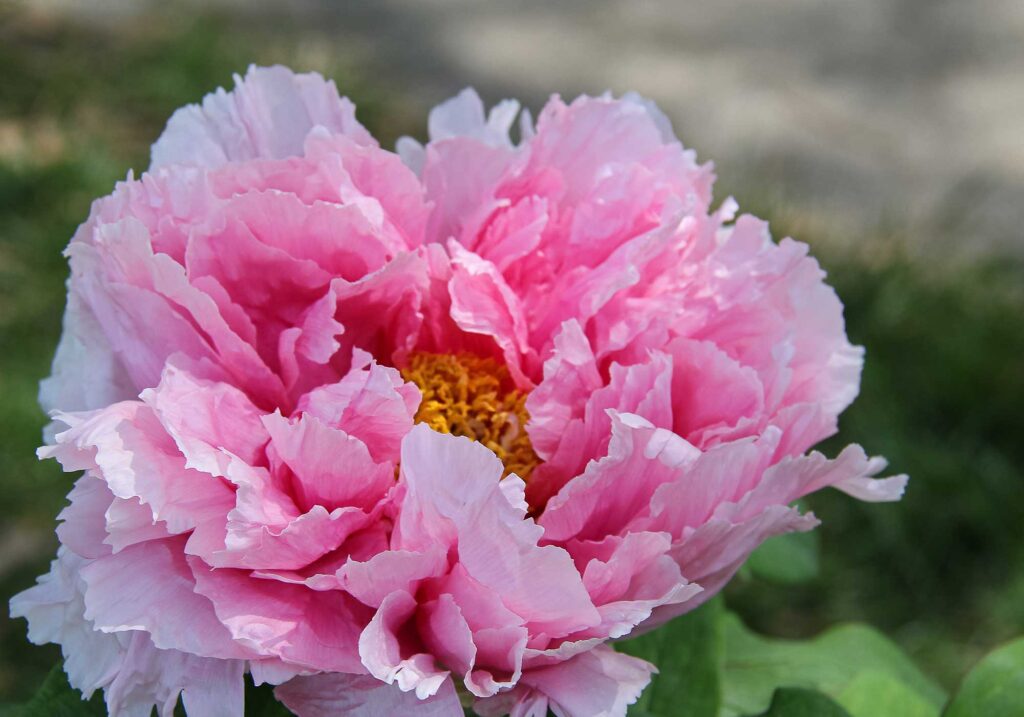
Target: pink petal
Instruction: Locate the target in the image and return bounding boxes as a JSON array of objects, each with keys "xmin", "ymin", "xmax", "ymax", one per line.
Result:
[
  {"xmin": 44, "ymin": 401, "xmax": 236, "ymax": 537},
  {"xmin": 210, "ymin": 455, "xmax": 373, "ymax": 570},
  {"xmin": 540, "ymin": 413, "xmax": 699, "ymax": 543},
  {"xmin": 56, "ymin": 476, "xmax": 115, "ymax": 560},
  {"xmin": 359, "ymin": 591, "xmax": 450, "ymax": 699},
  {"xmin": 477, "ymin": 645, "xmax": 655, "ymax": 717},
  {"xmin": 9, "ymin": 549, "xmax": 123, "ymax": 698},
  {"xmin": 190, "ymin": 558, "xmax": 371, "ymax": 673},
  {"xmin": 329, "ymin": 252, "xmax": 430, "ymax": 369},
  {"xmin": 103, "ymin": 495, "xmax": 169, "ymax": 554},
  {"xmin": 398, "ymin": 425, "xmax": 600, "ymax": 636},
  {"xmin": 81, "ymin": 536, "xmax": 249, "ymax": 660},
  {"xmin": 151, "ymin": 65, "xmax": 373, "ymax": 170},
  {"xmin": 142, "ymin": 363, "xmax": 268, "ymax": 475},
  {"xmin": 303, "ymin": 130, "xmax": 430, "ymax": 248},
  {"xmin": 447, "ymin": 241, "xmax": 536, "ymax": 387},
  {"xmin": 39, "ymin": 291, "xmax": 136, "ymax": 422},
  {"xmin": 525, "ymin": 320, "xmax": 603, "ymax": 460},
  {"xmin": 528, "ymin": 345, "xmax": 674, "ymax": 509},
  {"xmin": 276, "ymin": 672, "xmax": 463, "ymax": 717},
  {"xmin": 105, "ymin": 631, "xmax": 245, "ymax": 717},
  {"xmin": 263, "ymin": 411, "xmax": 393, "ymax": 513},
  {"xmin": 666, "ymin": 336, "xmax": 765, "ymax": 445},
  {"xmin": 330, "ymin": 547, "xmax": 449, "ymax": 607},
  {"xmin": 10, "ymin": 550, "xmax": 245, "ymax": 717},
  {"xmin": 297, "ymin": 353, "xmax": 420, "ymax": 465}
]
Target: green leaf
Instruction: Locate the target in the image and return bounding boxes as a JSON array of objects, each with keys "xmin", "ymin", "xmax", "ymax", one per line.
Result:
[
  {"xmin": 753, "ymin": 687, "xmax": 851, "ymax": 716},
  {"xmin": 720, "ymin": 613, "xmax": 945, "ymax": 717},
  {"xmin": 618, "ymin": 599, "xmax": 723, "ymax": 717},
  {"xmin": 837, "ymin": 671, "xmax": 939, "ymax": 717},
  {"xmin": 944, "ymin": 637, "xmax": 1024, "ymax": 717},
  {"xmin": 5, "ymin": 664, "xmax": 105, "ymax": 717},
  {"xmin": 746, "ymin": 531, "xmax": 820, "ymax": 585},
  {"xmin": 245, "ymin": 678, "xmax": 292, "ymax": 717}
]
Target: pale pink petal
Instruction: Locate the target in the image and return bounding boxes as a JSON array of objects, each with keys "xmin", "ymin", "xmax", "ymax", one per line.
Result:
[
  {"xmin": 56, "ymin": 475, "xmax": 115, "ymax": 560},
  {"xmin": 80, "ymin": 536, "xmax": 249, "ymax": 660},
  {"xmin": 151, "ymin": 64, "xmax": 373, "ymax": 170},
  {"xmin": 10, "ymin": 550, "xmax": 244, "ymax": 717},
  {"xmin": 329, "ymin": 547, "xmax": 449, "ymax": 607},
  {"xmin": 472, "ymin": 195, "xmax": 548, "ymax": 272},
  {"xmin": 666, "ymin": 336, "xmax": 765, "ymax": 445},
  {"xmin": 568, "ymin": 532, "xmax": 703, "ymax": 640},
  {"xmin": 359, "ymin": 591, "xmax": 450, "ymax": 699},
  {"xmin": 263, "ymin": 411, "xmax": 393, "ymax": 513},
  {"xmin": 648, "ymin": 504, "xmax": 820, "ymax": 625},
  {"xmin": 103, "ymin": 495, "xmax": 169, "ymax": 554},
  {"xmin": 527, "ymin": 216, "xmax": 681, "ymax": 348},
  {"xmin": 525, "ymin": 320, "xmax": 602, "ymax": 460},
  {"xmin": 540, "ymin": 413, "xmax": 699, "ymax": 543},
  {"xmin": 427, "ymin": 88, "xmax": 520, "ymax": 148},
  {"xmin": 477, "ymin": 645, "xmax": 655, "ymax": 717},
  {"xmin": 724, "ymin": 444, "xmax": 908, "ymax": 523},
  {"xmin": 419, "ymin": 138, "xmax": 518, "ymax": 251},
  {"xmin": 419, "ymin": 594, "xmax": 477, "ymax": 686},
  {"xmin": 142, "ymin": 363, "xmax": 268, "ymax": 476},
  {"xmin": 73, "ymin": 217, "xmax": 288, "ymax": 406},
  {"xmin": 398, "ymin": 425, "xmax": 599, "ymax": 636},
  {"xmin": 640, "ymin": 428, "xmax": 781, "ymax": 539},
  {"xmin": 211, "ymin": 456, "xmax": 373, "ymax": 570},
  {"xmin": 276, "ymin": 672, "xmax": 463, "ymax": 717},
  {"xmin": 526, "ymin": 94, "xmax": 710, "ymax": 211},
  {"xmin": 222, "ymin": 189, "xmax": 404, "ymax": 280},
  {"xmin": 39, "ymin": 291, "xmax": 136, "ymax": 425},
  {"xmin": 104, "ymin": 631, "xmax": 244, "ymax": 717},
  {"xmin": 528, "ymin": 348, "xmax": 674, "ymax": 508},
  {"xmin": 447, "ymin": 241, "xmax": 535, "ymax": 386},
  {"xmin": 297, "ymin": 353, "xmax": 419, "ymax": 465},
  {"xmin": 9, "ymin": 549, "xmax": 123, "ymax": 698},
  {"xmin": 302, "ymin": 130, "xmax": 430, "ymax": 248},
  {"xmin": 45, "ymin": 401, "xmax": 236, "ymax": 536},
  {"xmin": 66, "ymin": 227, "xmax": 217, "ymax": 394},
  {"xmin": 190, "ymin": 558, "xmax": 371, "ymax": 673},
  {"xmin": 59, "ymin": 472, "xmax": 169, "ymax": 556},
  {"xmin": 419, "ymin": 568, "xmax": 528, "ymax": 697}
]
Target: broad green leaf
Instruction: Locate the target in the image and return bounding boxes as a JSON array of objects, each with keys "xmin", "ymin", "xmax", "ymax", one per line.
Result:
[
  {"xmin": 837, "ymin": 670, "xmax": 939, "ymax": 717},
  {"xmin": 720, "ymin": 613, "xmax": 945, "ymax": 717},
  {"xmin": 619, "ymin": 599, "xmax": 723, "ymax": 717},
  {"xmin": 746, "ymin": 531, "xmax": 820, "ymax": 585},
  {"xmin": 944, "ymin": 637, "xmax": 1024, "ymax": 717},
  {"xmin": 753, "ymin": 687, "xmax": 851, "ymax": 716},
  {"xmin": 6, "ymin": 664, "xmax": 105, "ymax": 717}
]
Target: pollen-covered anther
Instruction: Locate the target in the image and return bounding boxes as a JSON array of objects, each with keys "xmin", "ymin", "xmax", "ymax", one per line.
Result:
[{"xmin": 401, "ymin": 352, "xmax": 540, "ymax": 481}]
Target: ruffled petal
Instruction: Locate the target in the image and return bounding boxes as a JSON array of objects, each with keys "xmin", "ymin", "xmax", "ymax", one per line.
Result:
[
  {"xmin": 398, "ymin": 425, "xmax": 600, "ymax": 636},
  {"xmin": 359, "ymin": 590, "xmax": 451, "ymax": 699},
  {"xmin": 80, "ymin": 536, "xmax": 249, "ymax": 660},
  {"xmin": 276, "ymin": 672, "xmax": 463, "ymax": 717},
  {"xmin": 476, "ymin": 645, "xmax": 655, "ymax": 717},
  {"xmin": 151, "ymin": 65, "xmax": 373, "ymax": 170},
  {"xmin": 190, "ymin": 558, "xmax": 371, "ymax": 673},
  {"xmin": 263, "ymin": 411, "xmax": 393, "ymax": 513}
]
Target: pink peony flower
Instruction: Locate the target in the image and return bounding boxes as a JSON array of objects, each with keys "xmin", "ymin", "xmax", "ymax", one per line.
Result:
[{"xmin": 10, "ymin": 66, "xmax": 906, "ymax": 717}]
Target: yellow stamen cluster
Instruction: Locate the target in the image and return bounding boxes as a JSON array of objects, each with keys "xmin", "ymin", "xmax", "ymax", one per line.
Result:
[{"xmin": 401, "ymin": 352, "xmax": 540, "ymax": 481}]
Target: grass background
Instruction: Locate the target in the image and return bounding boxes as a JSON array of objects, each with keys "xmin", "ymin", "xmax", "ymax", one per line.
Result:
[{"xmin": 1, "ymin": 5, "xmax": 1022, "ymax": 707}]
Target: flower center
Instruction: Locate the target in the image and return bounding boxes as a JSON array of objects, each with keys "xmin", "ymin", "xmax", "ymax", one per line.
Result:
[{"xmin": 401, "ymin": 352, "xmax": 540, "ymax": 481}]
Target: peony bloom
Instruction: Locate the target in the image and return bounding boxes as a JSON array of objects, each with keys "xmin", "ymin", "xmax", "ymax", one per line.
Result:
[{"xmin": 10, "ymin": 66, "xmax": 906, "ymax": 717}]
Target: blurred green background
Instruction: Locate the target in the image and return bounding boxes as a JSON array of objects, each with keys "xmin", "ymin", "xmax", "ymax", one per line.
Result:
[{"xmin": 1, "ymin": 1, "xmax": 1022, "ymax": 708}]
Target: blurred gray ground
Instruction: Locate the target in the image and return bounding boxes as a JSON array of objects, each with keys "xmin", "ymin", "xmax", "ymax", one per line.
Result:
[{"xmin": 31, "ymin": 0, "xmax": 1024, "ymax": 257}]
